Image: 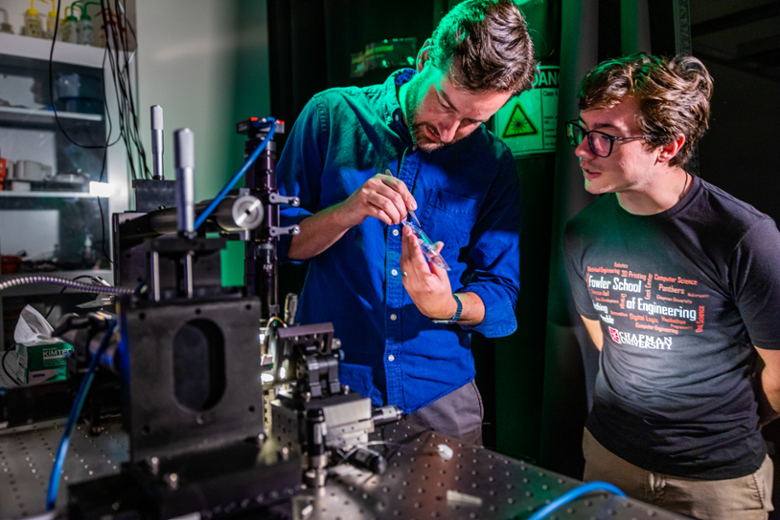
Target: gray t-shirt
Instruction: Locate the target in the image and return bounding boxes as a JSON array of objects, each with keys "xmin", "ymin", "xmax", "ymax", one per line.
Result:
[{"xmin": 564, "ymin": 175, "xmax": 780, "ymax": 480}]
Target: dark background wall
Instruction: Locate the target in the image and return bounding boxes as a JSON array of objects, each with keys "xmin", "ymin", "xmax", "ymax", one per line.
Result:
[{"xmin": 696, "ymin": 60, "xmax": 780, "ymax": 221}]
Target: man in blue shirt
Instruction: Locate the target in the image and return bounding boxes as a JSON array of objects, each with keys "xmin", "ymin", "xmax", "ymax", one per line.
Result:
[{"xmin": 277, "ymin": 0, "xmax": 535, "ymax": 445}]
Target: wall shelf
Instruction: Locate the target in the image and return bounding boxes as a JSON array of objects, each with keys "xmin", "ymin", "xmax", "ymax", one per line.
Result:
[
  {"xmin": 0, "ymin": 106, "xmax": 103, "ymax": 124},
  {"xmin": 0, "ymin": 33, "xmax": 114, "ymax": 68},
  {"xmin": 0, "ymin": 191, "xmax": 96, "ymax": 198}
]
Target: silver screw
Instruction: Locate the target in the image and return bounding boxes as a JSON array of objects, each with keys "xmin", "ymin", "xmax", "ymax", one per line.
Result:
[{"xmin": 164, "ymin": 472, "xmax": 179, "ymax": 490}]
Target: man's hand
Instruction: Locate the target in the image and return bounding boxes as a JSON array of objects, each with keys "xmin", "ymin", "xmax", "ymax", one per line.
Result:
[
  {"xmin": 400, "ymin": 225, "xmax": 456, "ymax": 319},
  {"xmin": 338, "ymin": 171, "xmax": 417, "ymax": 228},
  {"xmin": 288, "ymin": 171, "xmax": 416, "ymax": 260}
]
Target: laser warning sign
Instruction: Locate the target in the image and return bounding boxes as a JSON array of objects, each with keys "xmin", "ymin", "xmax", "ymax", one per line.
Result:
[
  {"xmin": 501, "ymin": 104, "xmax": 537, "ymax": 138},
  {"xmin": 494, "ymin": 65, "xmax": 559, "ymax": 156}
]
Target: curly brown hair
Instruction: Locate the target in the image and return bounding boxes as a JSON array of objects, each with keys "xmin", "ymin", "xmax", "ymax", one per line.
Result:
[
  {"xmin": 578, "ymin": 53, "xmax": 713, "ymax": 167},
  {"xmin": 429, "ymin": 0, "xmax": 536, "ymax": 96}
]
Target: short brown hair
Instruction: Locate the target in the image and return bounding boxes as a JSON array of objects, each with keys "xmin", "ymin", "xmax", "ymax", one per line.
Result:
[
  {"xmin": 578, "ymin": 53, "xmax": 713, "ymax": 167},
  {"xmin": 430, "ymin": 0, "xmax": 536, "ymax": 96}
]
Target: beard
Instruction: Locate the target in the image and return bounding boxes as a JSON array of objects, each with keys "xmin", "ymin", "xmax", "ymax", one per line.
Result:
[
  {"xmin": 411, "ymin": 124, "xmax": 444, "ymax": 152},
  {"xmin": 403, "ymin": 76, "xmax": 446, "ymax": 153}
]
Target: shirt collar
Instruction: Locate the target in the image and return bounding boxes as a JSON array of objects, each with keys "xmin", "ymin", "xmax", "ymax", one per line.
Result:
[{"xmin": 383, "ymin": 69, "xmax": 416, "ymax": 140}]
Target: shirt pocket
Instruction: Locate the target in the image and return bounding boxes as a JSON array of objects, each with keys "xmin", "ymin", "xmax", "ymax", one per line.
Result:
[{"xmin": 419, "ymin": 190, "xmax": 480, "ymax": 254}]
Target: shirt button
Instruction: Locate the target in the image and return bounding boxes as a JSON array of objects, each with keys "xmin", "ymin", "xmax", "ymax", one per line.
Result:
[
  {"xmin": 390, "ymin": 314, "xmax": 397, "ymax": 321},
  {"xmin": 393, "ymin": 229, "xmax": 400, "ymax": 236},
  {"xmin": 388, "ymin": 355, "xmax": 395, "ymax": 362},
  {"xmin": 391, "ymin": 269, "xmax": 398, "ymax": 276}
]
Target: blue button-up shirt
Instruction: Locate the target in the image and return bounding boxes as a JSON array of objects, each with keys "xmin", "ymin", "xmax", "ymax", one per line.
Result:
[{"xmin": 277, "ymin": 69, "xmax": 520, "ymax": 413}]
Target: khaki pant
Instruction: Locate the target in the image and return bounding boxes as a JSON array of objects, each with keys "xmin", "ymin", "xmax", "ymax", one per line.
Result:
[{"xmin": 583, "ymin": 428, "xmax": 774, "ymax": 520}]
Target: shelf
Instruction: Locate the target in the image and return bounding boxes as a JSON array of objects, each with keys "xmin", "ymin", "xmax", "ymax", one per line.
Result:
[
  {"xmin": 0, "ymin": 33, "xmax": 114, "ymax": 68},
  {"xmin": 0, "ymin": 191, "xmax": 95, "ymax": 198},
  {"xmin": 0, "ymin": 106, "xmax": 103, "ymax": 124}
]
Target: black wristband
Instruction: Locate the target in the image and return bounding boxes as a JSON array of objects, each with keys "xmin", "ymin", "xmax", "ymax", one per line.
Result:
[{"xmin": 431, "ymin": 293, "xmax": 462, "ymax": 324}]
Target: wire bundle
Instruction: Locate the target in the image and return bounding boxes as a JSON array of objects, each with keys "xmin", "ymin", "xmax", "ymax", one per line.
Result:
[{"xmin": 47, "ymin": 0, "xmax": 147, "ymax": 266}]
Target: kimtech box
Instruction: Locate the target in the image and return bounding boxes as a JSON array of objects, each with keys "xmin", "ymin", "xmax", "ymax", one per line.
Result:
[{"xmin": 16, "ymin": 340, "xmax": 73, "ymax": 385}]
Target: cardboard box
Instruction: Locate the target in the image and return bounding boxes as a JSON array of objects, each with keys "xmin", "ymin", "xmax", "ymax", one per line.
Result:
[{"xmin": 16, "ymin": 340, "xmax": 73, "ymax": 385}]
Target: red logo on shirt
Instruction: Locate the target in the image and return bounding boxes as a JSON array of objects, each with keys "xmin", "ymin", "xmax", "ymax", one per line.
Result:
[{"xmin": 609, "ymin": 327, "xmax": 620, "ymax": 343}]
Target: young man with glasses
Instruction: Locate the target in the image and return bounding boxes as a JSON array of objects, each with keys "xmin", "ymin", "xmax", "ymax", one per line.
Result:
[{"xmin": 563, "ymin": 53, "xmax": 780, "ymax": 519}]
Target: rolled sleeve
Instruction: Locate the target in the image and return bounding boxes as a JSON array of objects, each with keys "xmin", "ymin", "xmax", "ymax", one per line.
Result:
[
  {"xmin": 277, "ymin": 207, "xmax": 313, "ymax": 263},
  {"xmin": 277, "ymin": 96, "xmax": 328, "ymax": 263},
  {"xmin": 459, "ymin": 151, "xmax": 520, "ymax": 338}
]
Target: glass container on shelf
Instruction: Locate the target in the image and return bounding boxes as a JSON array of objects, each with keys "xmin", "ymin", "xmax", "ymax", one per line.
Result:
[{"xmin": 0, "ymin": 52, "xmax": 111, "ymax": 275}]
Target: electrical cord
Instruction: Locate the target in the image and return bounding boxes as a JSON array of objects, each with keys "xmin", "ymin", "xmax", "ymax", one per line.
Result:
[
  {"xmin": 114, "ymin": 0, "xmax": 149, "ymax": 179},
  {"xmin": 46, "ymin": 321, "xmax": 116, "ymax": 510},
  {"xmin": 2, "ymin": 347, "xmax": 24, "ymax": 387},
  {"xmin": 100, "ymin": 0, "xmax": 150, "ymax": 180},
  {"xmin": 100, "ymin": 0, "xmax": 137, "ymax": 180},
  {"xmin": 43, "ymin": 275, "xmax": 95, "ymax": 320},
  {"xmin": 0, "ymin": 275, "xmax": 133, "ymax": 295},
  {"xmin": 525, "ymin": 481, "xmax": 627, "ymax": 520},
  {"xmin": 96, "ymin": 44, "xmax": 119, "ymax": 266},
  {"xmin": 194, "ymin": 120, "xmax": 276, "ymax": 229}
]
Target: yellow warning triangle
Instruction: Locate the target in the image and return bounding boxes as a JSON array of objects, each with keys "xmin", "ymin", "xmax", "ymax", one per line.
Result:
[{"xmin": 502, "ymin": 102, "xmax": 537, "ymax": 138}]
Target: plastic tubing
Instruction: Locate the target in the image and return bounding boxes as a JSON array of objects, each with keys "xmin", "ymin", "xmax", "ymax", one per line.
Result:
[
  {"xmin": 45, "ymin": 322, "xmax": 116, "ymax": 510},
  {"xmin": 193, "ymin": 118, "xmax": 275, "ymax": 230},
  {"xmin": 526, "ymin": 481, "xmax": 627, "ymax": 520}
]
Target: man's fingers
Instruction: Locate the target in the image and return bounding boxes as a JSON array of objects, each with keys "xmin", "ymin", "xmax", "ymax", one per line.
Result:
[
  {"xmin": 368, "ymin": 207, "xmax": 394, "ymax": 226},
  {"xmin": 382, "ymin": 170, "xmax": 418, "ymax": 211},
  {"xmin": 426, "ymin": 242, "xmax": 447, "ymax": 276},
  {"xmin": 400, "ymin": 226, "xmax": 416, "ymax": 264},
  {"xmin": 429, "ymin": 256, "xmax": 448, "ymax": 278},
  {"xmin": 402, "ymin": 226, "xmax": 432, "ymax": 274},
  {"xmin": 366, "ymin": 177, "xmax": 408, "ymax": 223},
  {"xmin": 367, "ymin": 191, "xmax": 403, "ymax": 224}
]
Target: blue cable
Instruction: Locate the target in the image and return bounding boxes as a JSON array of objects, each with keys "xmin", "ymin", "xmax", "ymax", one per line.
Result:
[
  {"xmin": 526, "ymin": 481, "xmax": 627, "ymax": 520},
  {"xmin": 193, "ymin": 118, "xmax": 276, "ymax": 230},
  {"xmin": 46, "ymin": 321, "xmax": 117, "ymax": 511}
]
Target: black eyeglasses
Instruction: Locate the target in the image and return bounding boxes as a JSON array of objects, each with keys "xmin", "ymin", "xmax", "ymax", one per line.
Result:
[{"xmin": 565, "ymin": 120, "xmax": 651, "ymax": 158}]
